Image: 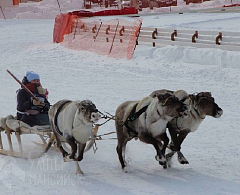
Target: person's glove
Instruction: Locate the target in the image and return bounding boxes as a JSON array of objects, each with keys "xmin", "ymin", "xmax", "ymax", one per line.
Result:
[
  {"xmin": 37, "ymin": 86, "xmax": 49, "ymax": 99},
  {"xmin": 32, "ymin": 98, "xmax": 45, "ymax": 108}
]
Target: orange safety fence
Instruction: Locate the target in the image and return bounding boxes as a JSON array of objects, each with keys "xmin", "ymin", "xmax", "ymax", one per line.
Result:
[
  {"xmin": 54, "ymin": 14, "xmax": 142, "ymax": 59},
  {"xmin": 53, "ymin": 13, "xmax": 78, "ymax": 43}
]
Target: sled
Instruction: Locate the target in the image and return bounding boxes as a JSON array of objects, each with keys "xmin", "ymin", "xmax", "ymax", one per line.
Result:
[
  {"xmin": 0, "ymin": 115, "xmax": 99, "ymax": 159},
  {"xmin": 0, "ymin": 115, "xmax": 55, "ymax": 159}
]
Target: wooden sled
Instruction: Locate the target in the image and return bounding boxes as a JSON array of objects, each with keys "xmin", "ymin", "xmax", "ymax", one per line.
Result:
[
  {"xmin": 0, "ymin": 115, "xmax": 55, "ymax": 159},
  {"xmin": 0, "ymin": 115, "xmax": 99, "ymax": 159}
]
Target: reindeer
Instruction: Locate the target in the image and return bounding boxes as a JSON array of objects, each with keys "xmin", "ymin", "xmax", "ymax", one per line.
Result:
[
  {"xmin": 115, "ymin": 92, "xmax": 189, "ymax": 172},
  {"xmin": 48, "ymin": 99, "xmax": 100, "ymax": 174},
  {"xmin": 150, "ymin": 90, "xmax": 223, "ymax": 165}
]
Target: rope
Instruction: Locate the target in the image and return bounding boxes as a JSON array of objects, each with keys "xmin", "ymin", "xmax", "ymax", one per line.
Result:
[
  {"xmin": 90, "ymin": 131, "xmax": 116, "ymax": 153},
  {"xmin": 96, "ymin": 118, "xmax": 112, "ymax": 126},
  {"xmin": 92, "ymin": 131, "xmax": 116, "ymax": 140},
  {"xmin": 93, "ymin": 140, "xmax": 98, "ymax": 153},
  {"xmin": 96, "ymin": 111, "xmax": 115, "ymax": 126}
]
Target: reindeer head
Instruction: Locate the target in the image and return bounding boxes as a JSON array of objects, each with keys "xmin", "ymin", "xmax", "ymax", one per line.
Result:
[
  {"xmin": 77, "ymin": 100, "xmax": 100, "ymax": 124},
  {"xmin": 189, "ymin": 92, "xmax": 223, "ymax": 118},
  {"xmin": 157, "ymin": 93, "xmax": 189, "ymax": 119}
]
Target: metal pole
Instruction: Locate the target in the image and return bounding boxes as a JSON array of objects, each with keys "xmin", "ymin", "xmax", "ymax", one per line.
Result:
[
  {"xmin": 56, "ymin": 0, "xmax": 62, "ymax": 14},
  {"xmin": 109, "ymin": 20, "xmax": 119, "ymax": 55},
  {"xmin": 0, "ymin": 6, "xmax": 6, "ymax": 20}
]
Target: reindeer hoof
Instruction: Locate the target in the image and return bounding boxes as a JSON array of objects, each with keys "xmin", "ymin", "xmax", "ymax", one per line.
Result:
[
  {"xmin": 76, "ymin": 170, "xmax": 84, "ymax": 175},
  {"xmin": 155, "ymin": 155, "xmax": 167, "ymax": 166},
  {"xmin": 166, "ymin": 157, "xmax": 172, "ymax": 168},
  {"xmin": 178, "ymin": 157, "xmax": 189, "ymax": 164},
  {"xmin": 63, "ymin": 155, "xmax": 74, "ymax": 162},
  {"xmin": 163, "ymin": 164, "xmax": 167, "ymax": 169},
  {"xmin": 122, "ymin": 167, "xmax": 129, "ymax": 173},
  {"xmin": 166, "ymin": 151, "xmax": 175, "ymax": 160},
  {"xmin": 75, "ymin": 156, "xmax": 83, "ymax": 161},
  {"xmin": 159, "ymin": 161, "xmax": 167, "ymax": 166}
]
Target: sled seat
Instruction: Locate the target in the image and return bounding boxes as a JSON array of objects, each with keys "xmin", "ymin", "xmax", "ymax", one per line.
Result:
[{"xmin": 0, "ymin": 115, "xmax": 54, "ymax": 159}]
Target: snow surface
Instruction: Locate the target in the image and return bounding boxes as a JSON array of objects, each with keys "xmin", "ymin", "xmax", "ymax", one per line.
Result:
[{"xmin": 1, "ymin": 0, "xmax": 240, "ymax": 195}]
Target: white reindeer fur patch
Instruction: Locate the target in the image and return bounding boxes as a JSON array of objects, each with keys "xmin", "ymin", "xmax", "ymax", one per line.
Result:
[
  {"xmin": 145, "ymin": 98, "xmax": 170, "ymax": 137},
  {"xmin": 54, "ymin": 101, "xmax": 98, "ymax": 144},
  {"xmin": 72, "ymin": 123, "xmax": 93, "ymax": 144},
  {"xmin": 136, "ymin": 96, "xmax": 173, "ymax": 137}
]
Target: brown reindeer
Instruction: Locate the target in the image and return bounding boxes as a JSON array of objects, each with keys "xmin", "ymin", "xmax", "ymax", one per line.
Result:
[
  {"xmin": 150, "ymin": 90, "xmax": 223, "ymax": 166},
  {"xmin": 115, "ymin": 93, "xmax": 189, "ymax": 172}
]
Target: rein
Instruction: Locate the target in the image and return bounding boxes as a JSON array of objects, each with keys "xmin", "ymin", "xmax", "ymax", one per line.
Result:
[
  {"xmin": 91, "ymin": 104, "xmax": 148, "ymax": 140},
  {"xmin": 90, "ymin": 131, "xmax": 117, "ymax": 140},
  {"xmin": 97, "ymin": 111, "xmax": 115, "ymax": 126}
]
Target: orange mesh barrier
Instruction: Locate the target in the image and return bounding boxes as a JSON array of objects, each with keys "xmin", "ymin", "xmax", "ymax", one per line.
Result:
[
  {"xmin": 61, "ymin": 18, "xmax": 142, "ymax": 59},
  {"xmin": 53, "ymin": 13, "xmax": 78, "ymax": 43}
]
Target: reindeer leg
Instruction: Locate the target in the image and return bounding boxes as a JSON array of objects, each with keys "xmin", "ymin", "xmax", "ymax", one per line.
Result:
[
  {"xmin": 75, "ymin": 161, "xmax": 84, "ymax": 175},
  {"xmin": 156, "ymin": 132, "xmax": 169, "ymax": 155},
  {"xmin": 168, "ymin": 128, "xmax": 180, "ymax": 151},
  {"xmin": 73, "ymin": 143, "xmax": 86, "ymax": 175},
  {"xmin": 168, "ymin": 128, "xmax": 189, "ymax": 164},
  {"xmin": 139, "ymin": 132, "xmax": 166, "ymax": 166},
  {"xmin": 75, "ymin": 143, "xmax": 86, "ymax": 161},
  {"xmin": 65, "ymin": 135, "xmax": 77, "ymax": 161},
  {"xmin": 53, "ymin": 131, "xmax": 68, "ymax": 158},
  {"xmin": 116, "ymin": 121, "xmax": 130, "ymax": 172},
  {"xmin": 176, "ymin": 131, "xmax": 189, "ymax": 164},
  {"xmin": 178, "ymin": 131, "xmax": 189, "ymax": 146},
  {"xmin": 156, "ymin": 132, "xmax": 169, "ymax": 169},
  {"xmin": 116, "ymin": 136, "xmax": 129, "ymax": 172},
  {"xmin": 165, "ymin": 151, "xmax": 175, "ymax": 168}
]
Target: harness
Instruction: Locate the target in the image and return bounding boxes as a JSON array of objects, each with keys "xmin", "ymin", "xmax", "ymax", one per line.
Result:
[
  {"xmin": 175, "ymin": 96, "xmax": 205, "ymax": 130},
  {"xmin": 192, "ymin": 97, "xmax": 206, "ymax": 120},
  {"xmin": 54, "ymin": 100, "xmax": 72, "ymax": 136},
  {"xmin": 124, "ymin": 104, "xmax": 148, "ymax": 138}
]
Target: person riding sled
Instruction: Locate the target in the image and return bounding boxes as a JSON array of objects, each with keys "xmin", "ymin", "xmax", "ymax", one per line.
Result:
[{"xmin": 16, "ymin": 71, "xmax": 50, "ymax": 127}]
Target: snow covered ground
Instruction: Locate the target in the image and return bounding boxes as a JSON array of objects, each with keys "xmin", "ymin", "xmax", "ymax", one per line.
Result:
[{"xmin": 1, "ymin": 0, "xmax": 240, "ymax": 195}]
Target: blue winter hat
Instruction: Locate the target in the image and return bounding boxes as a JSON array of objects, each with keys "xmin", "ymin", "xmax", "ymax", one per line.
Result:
[{"xmin": 26, "ymin": 71, "xmax": 40, "ymax": 82}]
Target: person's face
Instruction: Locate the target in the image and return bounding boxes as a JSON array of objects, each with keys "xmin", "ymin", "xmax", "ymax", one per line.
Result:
[{"xmin": 30, "ymin": 79, "xmax": 40, "ymax": 84}]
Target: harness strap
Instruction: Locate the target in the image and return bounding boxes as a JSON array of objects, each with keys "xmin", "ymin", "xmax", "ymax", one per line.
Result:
[
  {"xmin": 192, "ymin": 98, "xmax": 205, "ymax": 119},
  {"xmin": 17, "ymin": 110, "xmax": 26, "ymax": 115},
  {"xmin": 54, "ymin": 100, "xmax": 72, "ymax": 136},
  {"xmin": 124, "ymin": 104, "xmax": 148, "ymax": 137}
]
